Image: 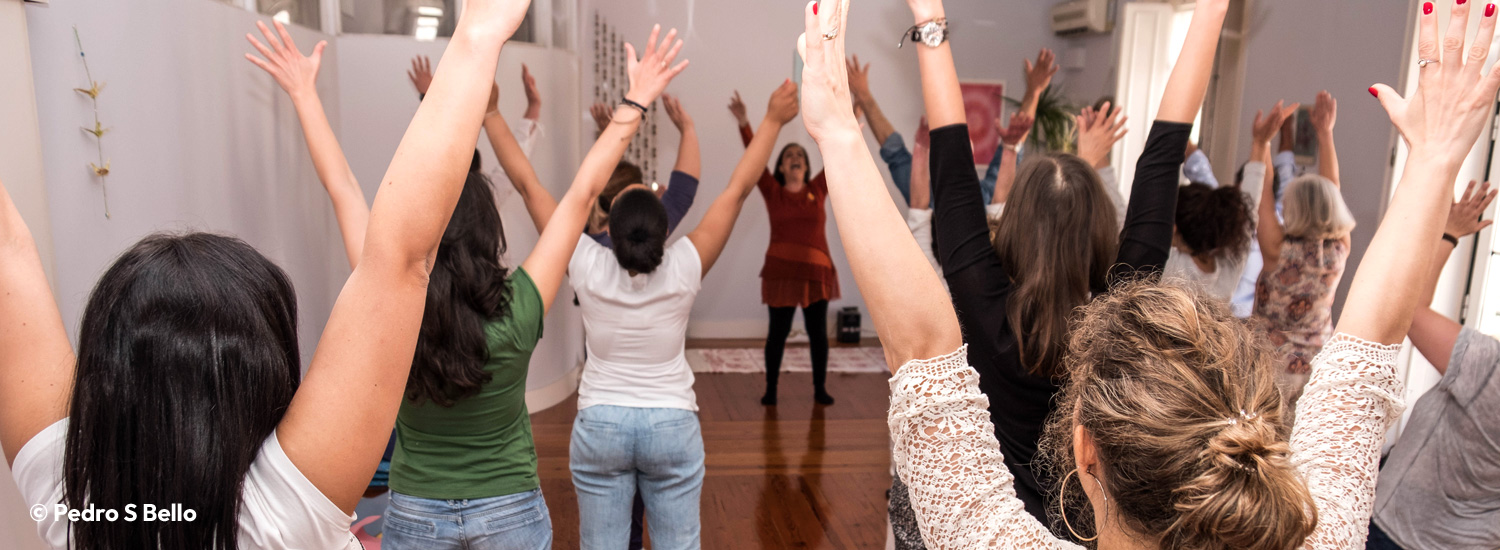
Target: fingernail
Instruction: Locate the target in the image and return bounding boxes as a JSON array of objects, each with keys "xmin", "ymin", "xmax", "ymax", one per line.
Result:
[
  {"xmin": 1488, "ymin": 3, "xmax": 1495, "ymax": 16},
  {"xmin": 1459, "ymin": 0, "xmax": 1467, "ymax": 5},
  {"xmin": 1369, "ymin": 86, "xmax": 1379, "ymax": 98},
  {"xmin": 1426, "ymin": 2, "xmax": 1434, "ymax": 14},
  {"xmin": 813, "ymin": 2, "xmax": 819, "ymax": 15}
]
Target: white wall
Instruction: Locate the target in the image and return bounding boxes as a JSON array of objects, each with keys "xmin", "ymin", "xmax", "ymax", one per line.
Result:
[
  {"xmin": 1233, "ymin": 0, "xmax": 1409, "ymax": 317},
  {"xmin": 580, "ymin": 0, "xmax": 1073, "ymax": 338},
  {"xmin": 25, "ymin": 0, "xmax": 348, "ymax": 363},
  {"xmin": 335, "ymin": 35, "xmax": 586, "ymax": 396}
]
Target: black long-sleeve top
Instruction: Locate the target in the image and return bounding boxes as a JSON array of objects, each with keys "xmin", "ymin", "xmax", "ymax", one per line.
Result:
[{"xmin": 929, "ymin": 121, "xmax": 1189, "ymax": 526}]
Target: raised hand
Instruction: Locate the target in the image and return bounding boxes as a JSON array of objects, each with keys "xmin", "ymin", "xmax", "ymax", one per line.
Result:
[
  {"xmin": 1447, "ymin": 180, "xmax": 1497, "ymax": 238},
  {"xmin": 522, "ymin": 63, "xmax": 542, "ymax": 120},
  {"xmin": 245, "ymin": 21, "xmax": 326, "ymax": 98},
  {"xmin": 1252, "ymin": 100, "xmax": 1300, "ymax": 146},
  {"xmin": 996, "ymin": 112, "xmax": 1034, "ymax": 147},
  {"xmin": 846, "ymin": 55, "xmax": 872, "ymax": 103},
  {"xmin": 1373, "ymin": 1, "xmax": 1500, "ymax": 166},
  {"xmin": 407, "ymin": 55, "xmax": 433, "ymax": 95},
  {"xmin": 1311, "ymin": 90, "xmax": 1337, "ymax": 135},
  {"xmin": 663, "ymin": 93, "xmax": 695, "ymax": 132},
  {"xmin": 728, "ymin": 90, "xmax": 750, "ymax": 126},
  {"xmin": 624, "ymin": 25, "xmax": 689, "ymax": 107},
  {"xmin": 1076, "ymin": 101, "xmax": 1127, "ymax": 168},
  {"xmin": 796, "ymin": 0, "xmax": 859, "ymax": 144},
  {"xmin": 767, "ymin": 79, "xmax": 800, "ymax": 125},
  {"xmin": 589, "ymin": 102, "xmax": 613, "ymax": 133},
  {"xmin": 487, "ymin": 82, "xmax": 500, "ymax": 115},
  {"xmin": 1023, "ymin": 48, "xmax": 1059, "ymax": 97}
]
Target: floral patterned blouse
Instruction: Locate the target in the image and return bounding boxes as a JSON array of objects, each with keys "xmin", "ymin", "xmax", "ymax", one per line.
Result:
[{"xmin": 1254, "ymin": 236, "xmax": 1351, "ymax": 375}]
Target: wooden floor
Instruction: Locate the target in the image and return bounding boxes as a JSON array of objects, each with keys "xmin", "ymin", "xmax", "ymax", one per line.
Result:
[{"xmin": 531, "ymin": 371, "xmax": 894, "ymax": 549}]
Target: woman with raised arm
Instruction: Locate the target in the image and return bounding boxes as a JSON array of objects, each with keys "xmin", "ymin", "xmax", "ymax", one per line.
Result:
[
  {"xmin": 1163, "ymin": 101, "xmax": 1295, "ymax": 301},
  {"xmin": 925, "ymin": 0, "xmax": 1219, "ymax": 530},
  {"xmin": 804, "ymin": 1, "xmax": 1497, "ymax": 548},
  {"xmin": 2, "ymin": 4, "xmax": 529, "ymax": 548},
  {"xmin": 729, "ymin": 83, "xmax": 839, "ymax": 406},
  {"xmin": 565, "ymin": 79, "xmax": 798, "ymax": 550},
  {"xmin": 1253, "ymin": 90, "xmax": 1356, "ymax": 418},
  {"xmin": 246, "ymin": 19, "xmax": 672, "ymax": 548}
]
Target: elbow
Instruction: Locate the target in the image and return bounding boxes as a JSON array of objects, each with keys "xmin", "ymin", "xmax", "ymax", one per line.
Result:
[{"xmin": 358, "ymin": 240, "xmax": 436, "ymax": 289}]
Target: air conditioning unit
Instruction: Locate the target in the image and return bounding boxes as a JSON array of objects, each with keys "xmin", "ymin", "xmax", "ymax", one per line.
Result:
[{"xmin": 1052, "ymin": 0, "xmax": 1111, "ymax": 36}]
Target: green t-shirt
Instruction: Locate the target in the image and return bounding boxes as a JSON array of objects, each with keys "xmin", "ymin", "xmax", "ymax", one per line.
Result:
[{"xmin": 389, "ymin": 268, "xmax": 545, "ymax": 499}]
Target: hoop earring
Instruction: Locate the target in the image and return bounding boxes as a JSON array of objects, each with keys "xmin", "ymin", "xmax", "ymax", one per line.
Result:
[{"xmin": 1058, "ymin": 468, "xmax": 1108, "ymax": 543}]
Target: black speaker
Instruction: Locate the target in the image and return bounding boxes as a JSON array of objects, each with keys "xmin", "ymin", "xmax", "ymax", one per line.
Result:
[{"xmin": 836, "ymin": 307, "xmax": 862, "ymax": 344}]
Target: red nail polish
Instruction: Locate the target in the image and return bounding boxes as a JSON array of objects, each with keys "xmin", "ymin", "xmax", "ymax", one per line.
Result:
[
  {"xmin": 1459, "ymin": 0, "xmax": 1468, "ymax": 5},
  {"xmin": 1488, "ymin": 3, "xmax": 1495, "ymax": 16},
  {"xmin": 1369, "ymin": 86, "xmax": 1379, "ymax": 98},
  {"xmin": 813, "ymin": 2, "xmax": 818, "ymax": 15},
  {"xmin": 1426, "ymin": 2, "xmax": 1434, "ymax": 14}
]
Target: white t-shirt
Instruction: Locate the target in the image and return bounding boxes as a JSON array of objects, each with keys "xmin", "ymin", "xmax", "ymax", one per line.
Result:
[
  {"xmin": 570, "ymin": 234, "xmax": 703, "ymax": 412},
  {"xmin": 12, "ymin": 419, "xmax": 360, "ymax": 550}
]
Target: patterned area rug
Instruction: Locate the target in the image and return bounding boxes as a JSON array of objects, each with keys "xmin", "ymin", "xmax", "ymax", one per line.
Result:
[{"xmin": 688, "ymin": 347, "xmax": 889, "ymax": 374}]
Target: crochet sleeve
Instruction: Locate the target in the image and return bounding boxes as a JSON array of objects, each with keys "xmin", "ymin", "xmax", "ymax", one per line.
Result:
[
  {"xmin": 888, "ymin": 346, "xmax": 1081, "ymax": 550},
  {"xmin": 1290, "ymin": 333, "xmax": 1405, "ymax": 550}
]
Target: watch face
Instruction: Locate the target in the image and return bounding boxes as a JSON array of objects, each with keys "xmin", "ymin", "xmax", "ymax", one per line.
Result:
[{"xmin": 921, "ymin": 22, "xmax": 944, "ymax": 47}]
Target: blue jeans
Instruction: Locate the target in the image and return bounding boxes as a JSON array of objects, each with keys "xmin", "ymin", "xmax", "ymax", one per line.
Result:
[
  {"xmin": 382, "ymin": 489, "xmax": 552, "ymax": 550},
  {"xmin": 570, "ymin": 405, "xmax": 705, "ymax": 550},
  {"xmin": 880, "ymin": 133, "xmax": 914, "ymax": 204}
]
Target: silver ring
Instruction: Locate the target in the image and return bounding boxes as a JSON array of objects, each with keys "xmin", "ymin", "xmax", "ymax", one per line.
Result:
[
  {"xmin": 1419, "ymin": 58, "xmax": 1439, "ymax": 68},
  {"xmin": 822, "ymin": 29, "xmax": 839, "ymax": 40}
]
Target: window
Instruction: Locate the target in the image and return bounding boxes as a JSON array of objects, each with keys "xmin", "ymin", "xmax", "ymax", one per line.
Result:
[
  {"xmin": 339, "ymin": 0, "xmax": 543, "ymax": 43},
  {"xmin": 256, "ymin": 0, "xmax": 321, "ymax": 29}
]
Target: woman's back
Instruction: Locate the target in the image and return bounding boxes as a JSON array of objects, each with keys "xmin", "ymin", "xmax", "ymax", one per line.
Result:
[
  {"xmin": 570, "ymin": 235, "xmax": 703, "ymax": 411},
  {"xmin": 390, "ymin": 269, "xmax": 545, "ymax": 499},
  {"xmin": 1255, "ymin": 236, "xmax": 1349, "ymax": 372}
]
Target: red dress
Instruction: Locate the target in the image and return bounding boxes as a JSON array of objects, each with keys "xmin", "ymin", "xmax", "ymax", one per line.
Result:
[{"xmin": 741, "ymin": 125, "xmax": 841, "ymax": 308}]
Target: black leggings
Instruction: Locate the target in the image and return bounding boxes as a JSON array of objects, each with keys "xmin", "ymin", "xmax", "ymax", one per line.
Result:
[{"xmin": 764, "ymin": 300, "xmax": 830, "ymax": 391}]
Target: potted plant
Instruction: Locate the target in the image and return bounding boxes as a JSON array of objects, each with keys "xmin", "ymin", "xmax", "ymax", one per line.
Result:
[{"xmin": 1006, "ymin": 86, "xmax": 1077, "ymax": 153}]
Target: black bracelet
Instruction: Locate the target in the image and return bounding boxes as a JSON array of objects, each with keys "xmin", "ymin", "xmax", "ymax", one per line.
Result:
[
  {"xmin": 622, "ymin": 98, "xmax": 650, "ymax": 116},
  {"xmin": 1442, "ymin": 233, "xmax": 1460, "ymax": 246}
]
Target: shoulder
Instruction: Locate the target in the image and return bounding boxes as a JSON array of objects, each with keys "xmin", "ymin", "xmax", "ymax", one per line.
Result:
[
  {"xmin": 671, "ymin": 237, "xmax": 705, "ymax": 285},
  {"xmin": 242, "ymin": 431, "xmax": 359, "ymax": 549}
]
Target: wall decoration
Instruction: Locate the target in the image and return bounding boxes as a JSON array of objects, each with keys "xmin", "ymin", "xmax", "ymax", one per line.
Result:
[
  {"xmin": 960, "ymin": 80, "xmax": 1005, "ymax": 166},
  {"xmin": 73, "ymin": 26, "xmax": 111, "ymax": 219},
  {"xmin": 594, "ymin": 12, "xmax": 658, "ymax": 185}
]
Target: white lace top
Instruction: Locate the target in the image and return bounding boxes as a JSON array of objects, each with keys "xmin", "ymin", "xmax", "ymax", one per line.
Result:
[{"xmin": 889, "ymin": 334, "xmax": 1404, "ymax": 549}]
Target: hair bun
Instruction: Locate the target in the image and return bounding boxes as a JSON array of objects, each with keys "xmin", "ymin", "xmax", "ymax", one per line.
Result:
[{"xmin": 1205, "ymin": 412, "xmax": 1285, "ymax": 474}]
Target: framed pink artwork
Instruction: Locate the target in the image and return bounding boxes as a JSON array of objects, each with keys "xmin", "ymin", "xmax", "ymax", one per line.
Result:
[{"xmin": 960, "ymin": 80, "xmax": 1006, "ymax": 166}]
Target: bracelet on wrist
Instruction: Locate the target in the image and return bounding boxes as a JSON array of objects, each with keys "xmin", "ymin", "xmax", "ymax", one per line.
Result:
[
  {"xmin": 1442, "ymin": 233, "xmax": 1460, "ymax": 247},
  {"xmin": 622, "ymin": 97, "xmax": 650, "ymax": 116}
]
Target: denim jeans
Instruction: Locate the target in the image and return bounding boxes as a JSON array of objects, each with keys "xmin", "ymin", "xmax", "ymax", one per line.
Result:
[
  {"xmin": 382, "ymin": 488, "xmax": 552, "ymax": 550},
  {"xmin": 570, "ymin": 405, "xmax": 705, "ymax": 550}
]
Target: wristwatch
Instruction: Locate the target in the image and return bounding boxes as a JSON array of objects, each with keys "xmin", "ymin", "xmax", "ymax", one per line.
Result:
[{"xmin": 900, "ymin": 18, "xmax": 949, "ymax": 48}]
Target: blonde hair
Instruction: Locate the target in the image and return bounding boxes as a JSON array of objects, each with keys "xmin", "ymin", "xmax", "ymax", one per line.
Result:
[
  {"xmin": 1041, "ymin": 281, "xmax": 1317, "ymax": 549},
  {"xmin": 1281, "ymin": 175, "xmax": 1354, "ymax": 239}
]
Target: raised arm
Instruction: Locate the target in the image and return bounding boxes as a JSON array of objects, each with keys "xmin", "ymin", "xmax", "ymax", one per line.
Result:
[
  {"xmin": 521, "ymin": 63, "xmax": 542, "ymax": 121},
  {"xmin": 1252, "ymin": 102, "xmax": 1298, "ymax": 269},
  {"xmin": 247, "ymin": 22, "xmax": 367, "ymax": 270},
  {"xmin": 524, "ymin": 25, "xmax": 687, "ymax": 310},
  {"xmin": 729, "ymin": 90, "xmax": 754, "ymax": 146},
  {"xmin": 1156, "ymin": 2, "xmax": 1227, "ymax": 124},
  {"xmin": 1311, "ymin": 90, "xmax": 1340, "ymax": 187},
  {"xmin": 1110, "ymin": 0, "xmax": 1229, "ymax": 283},
  {"xmin": 483, "ymin": 82, "xmax": 558, "ymax": 232},
  {"xmin": 407, "ymin": 55, "xmax": 433, "ymax": 97},
  {"xmin": 689, "ymin": 81, "xmax": 797, "ymax": 275},
  {"xmin": 847, "ymin": 55, "xmax": 896, "ymax": 144},
  {"xmin": 663, "ymin": 94, "xmax": 700, "ymax": 179},
  {"xmin": 990, "ymin": 112, "xmax": 1033, "ymax": 206},
  {"xmin": 1410, "ymin": 180, "xmax": 1496, "ymax": 373},
  {"xmin": 0, "ymin": 176, "xmax": 74, "ymax": 466},
  {"xmin": 804, "ymin": 0, "xmax": 960, "ymax": 368},
  {"xmin": 275, "ymin": 1, "xmax": 531, "ymax": 514}
]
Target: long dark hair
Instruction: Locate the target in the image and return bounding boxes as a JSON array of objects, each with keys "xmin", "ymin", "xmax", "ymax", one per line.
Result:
[
  {"xmin": 408, "ymin": 170, "xmax": 512, "ymax": 406},
  {"xmin": 991, "ymin": 154, "xmax": 1118, "ymax": 378},
  {"xmin": 1176, "ymin": 182, "xmax": 1254, "ymax": 260},
  {"xmin": 64, "ymin": 233, "xmax": 302, "ymax": 550},
  {"xmin": 772, "ymin": 143, "xmax": 811, "ymax": 187},
  {"xmin": 609, "ymin": 187, "xmax": 669, "ymax": 274}
]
